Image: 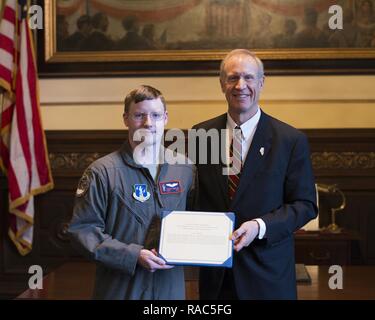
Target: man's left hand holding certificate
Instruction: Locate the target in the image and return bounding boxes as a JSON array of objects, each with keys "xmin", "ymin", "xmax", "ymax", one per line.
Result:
[{"xmin": 158, "ymin": 211, "xmax": 234, "ymax": 267}]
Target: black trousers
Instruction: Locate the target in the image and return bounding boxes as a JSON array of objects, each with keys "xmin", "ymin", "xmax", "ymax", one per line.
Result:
[{"xmin": 217, "ymin": 269, "xmax": 239, "ymax": 300}]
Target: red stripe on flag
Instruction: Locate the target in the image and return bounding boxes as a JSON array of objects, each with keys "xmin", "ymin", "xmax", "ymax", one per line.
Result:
[
  {"xmin": 0, "ymin": 103, "xmax": 13, "ymax": 126},
  {"xmin": 2, "ymin": 6, "xmax": 16, "ymax": 23},
  {"xmin": 8, "ymin": 162, "xmax": 23, "ymax": 202},
  {"xmin": 0, "ymin": 33, "xmax": 15, "ymax": 56},
  {"xmin": 25, "ymin": 25, "xmax": 50, "ymax": 185}
]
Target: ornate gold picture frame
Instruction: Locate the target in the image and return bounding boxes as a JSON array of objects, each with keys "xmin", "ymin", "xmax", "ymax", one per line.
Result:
[{"xmin": 38, "ymin": 0, "xmax": 375, "ymax": 76}]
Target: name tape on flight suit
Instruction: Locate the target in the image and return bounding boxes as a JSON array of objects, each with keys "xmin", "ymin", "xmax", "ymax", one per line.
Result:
[{"xmin": 159, "ymin": 181, "xmax": 182, "ymax": 194}]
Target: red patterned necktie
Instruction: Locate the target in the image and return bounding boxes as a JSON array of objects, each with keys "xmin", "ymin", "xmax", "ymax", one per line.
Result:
[{"xmin": 228, "ymin": 126, "xmax": 243, "ymax": 201}]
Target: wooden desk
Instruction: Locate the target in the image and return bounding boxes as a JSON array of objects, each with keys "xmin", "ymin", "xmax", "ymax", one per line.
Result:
[
  {"xmin": 17, "ymin": 262, "xmax": 375, "ymax": 300},
  {"xmin": 295, "ymin": 230, "xmax": 359, "ymax": 265}
]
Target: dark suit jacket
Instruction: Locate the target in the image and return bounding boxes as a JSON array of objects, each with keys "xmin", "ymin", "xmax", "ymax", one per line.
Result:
[{"xmin": 193, "ymin": 111, "xmax": 318, "ymax": 300}]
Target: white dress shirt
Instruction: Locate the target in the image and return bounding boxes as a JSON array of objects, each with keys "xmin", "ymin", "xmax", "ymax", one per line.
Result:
[{"xmin": 226, "ymin": 107, "xmax": 266, "ymax": 239}]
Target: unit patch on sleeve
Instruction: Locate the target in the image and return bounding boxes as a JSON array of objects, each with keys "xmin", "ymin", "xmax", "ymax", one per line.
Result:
[{"xmin": 76, "ymin": 169, "xmax": 92, "ymax": 197}]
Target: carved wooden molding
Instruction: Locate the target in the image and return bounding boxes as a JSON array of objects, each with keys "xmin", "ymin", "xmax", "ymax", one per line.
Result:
[
  {"xmin": 311, "ymin": 152, "xmax": 375, "ymax": 169},
  {"xmin": 49, "ymin": 153, "xmax": 105, "ymax": 170},
  {"xmin": 48, "ymin": 151, "xmax": 375, "ymax": 170}
]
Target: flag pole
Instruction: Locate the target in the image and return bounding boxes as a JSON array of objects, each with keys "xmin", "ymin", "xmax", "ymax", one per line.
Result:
[
  {"xmin": 0, "ymin": 87, "xmax": 4, "ymax": 138},
  {"xmin": 0, "ymin": 87, "xmax": 4, "ymax": 173}
]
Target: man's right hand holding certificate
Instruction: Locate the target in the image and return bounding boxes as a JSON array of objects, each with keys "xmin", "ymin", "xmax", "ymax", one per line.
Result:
[{"xmin": 231, "ymin": 220, "xmax": 260, "ymax": 252}]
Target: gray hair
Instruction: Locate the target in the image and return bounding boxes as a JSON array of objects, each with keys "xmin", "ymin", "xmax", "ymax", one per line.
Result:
[{"xmin": 220, "ymin": 49, "xmax": 264, "ymax": 80}]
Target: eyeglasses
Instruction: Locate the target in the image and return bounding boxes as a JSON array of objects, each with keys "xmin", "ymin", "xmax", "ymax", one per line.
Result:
[
  {"xmin": 129, "ymin": 112, "xmax": 165, "ymax": 122},
  {"xmin": 225, "ymin": 74, "xmax": 259, "ymax": 85}
]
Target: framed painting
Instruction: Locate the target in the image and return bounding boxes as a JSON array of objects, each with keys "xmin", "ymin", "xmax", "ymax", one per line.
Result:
[{"xmin": 37, "ymin": 0, "xmax": 375, "ymax": 76}]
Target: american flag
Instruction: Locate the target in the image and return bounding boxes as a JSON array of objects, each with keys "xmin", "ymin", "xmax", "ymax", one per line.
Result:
[{"xmin": 0, "ymin": 0, "xmax": 53, "ymax": 255}]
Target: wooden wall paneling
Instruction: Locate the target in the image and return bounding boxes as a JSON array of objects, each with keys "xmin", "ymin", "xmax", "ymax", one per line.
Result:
[{"xmin": 0, "ymin": 128, "xmax": 374, "ymax": 298}]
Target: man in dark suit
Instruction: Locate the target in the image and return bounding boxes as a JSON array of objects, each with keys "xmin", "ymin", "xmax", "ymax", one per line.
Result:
[{"xmin": 193, "ymin": 49, "xmax": 318, "ymax": 300}]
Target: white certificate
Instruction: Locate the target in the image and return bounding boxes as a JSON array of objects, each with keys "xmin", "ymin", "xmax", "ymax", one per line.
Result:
[{"xmin": 158, "ymin": 211, "xmax": 234, "ymax": 267}]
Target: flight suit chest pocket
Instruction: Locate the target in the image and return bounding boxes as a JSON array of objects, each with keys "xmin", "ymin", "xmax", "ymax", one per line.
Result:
[
  {"xmin": 113, "ymin": 190, "xmax": 154, "ymax": 225},
  {"xmin": 158, "ymin": 180, "xmax": 186, "ymax": 210}
]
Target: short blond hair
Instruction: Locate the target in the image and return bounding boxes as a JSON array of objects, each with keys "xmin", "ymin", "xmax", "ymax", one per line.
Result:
[{"xmin": 124, "ymin": 85, "xmax": 166, "ymax": 113}]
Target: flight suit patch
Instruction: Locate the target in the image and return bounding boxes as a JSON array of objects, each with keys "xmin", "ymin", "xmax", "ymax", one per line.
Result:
[
  {"xmin": 76, "ymin": 169, "xmax": 92, "ymax": 197},
  {"xmin": 132, "ymin": 184, "xmax": 151, "ymax": 202},
  {"xmin": 159, "ymin": 181, "xmax": 182, "ymax": 194}
]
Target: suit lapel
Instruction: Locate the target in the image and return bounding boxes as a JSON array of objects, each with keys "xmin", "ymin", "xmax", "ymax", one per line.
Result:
[{"xmin": 231, "ymin": 112, "xmax": 273, "ymax": 208}]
